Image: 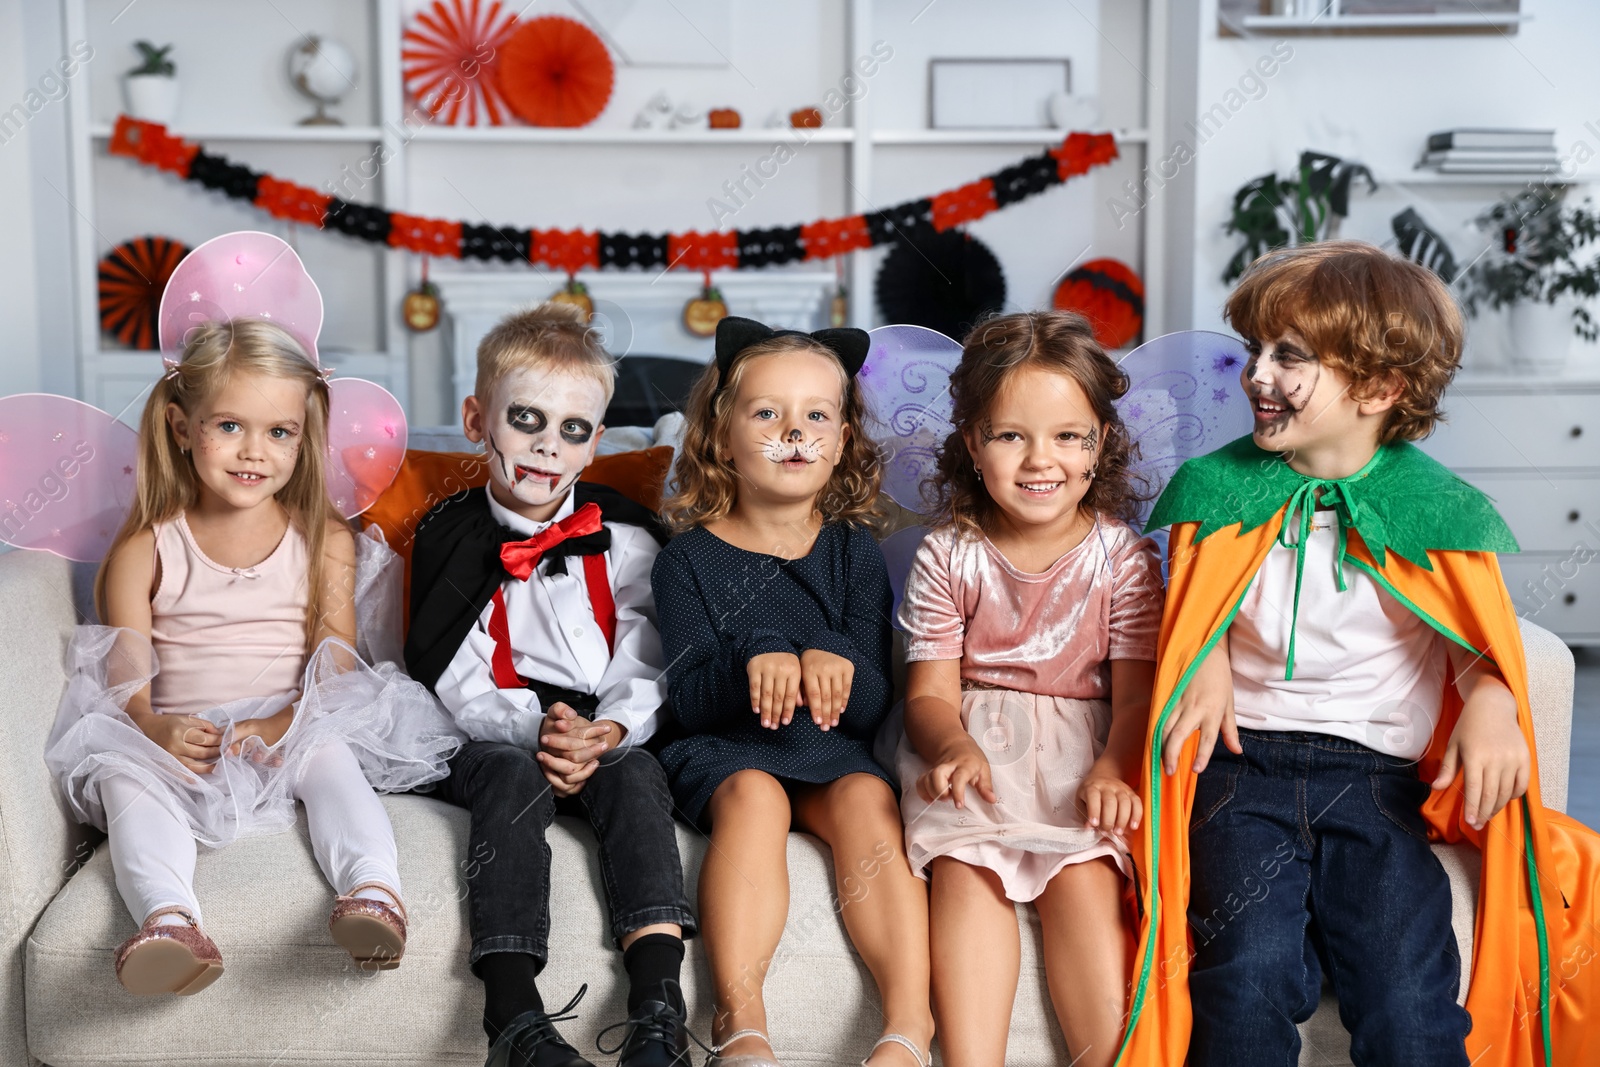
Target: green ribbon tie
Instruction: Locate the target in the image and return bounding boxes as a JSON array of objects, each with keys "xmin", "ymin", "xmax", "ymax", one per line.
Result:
[{"xmin": 1275, "ymin": 478, "xmax": 1360, "ymax": 680}]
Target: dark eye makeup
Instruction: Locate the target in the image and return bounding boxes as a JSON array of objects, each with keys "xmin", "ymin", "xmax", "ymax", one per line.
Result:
[{"xmin": 506, "ymin": 405, "xmax": 547, "ymax": 434}]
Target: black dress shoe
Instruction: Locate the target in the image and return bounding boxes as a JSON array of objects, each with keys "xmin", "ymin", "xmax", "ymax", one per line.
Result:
[
  {"xmin": 486, "ymin": 986, "xmax": 596, "ymax": 1067},
  {"xmin": 596, "ymin": 982, "xmax": 703, "ymax": 1067}
]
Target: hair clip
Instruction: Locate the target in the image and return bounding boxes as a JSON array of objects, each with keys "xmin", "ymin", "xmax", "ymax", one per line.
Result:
[{"xmin": 161, "ymin": 356, "xmax": 182, "ymax": 381}]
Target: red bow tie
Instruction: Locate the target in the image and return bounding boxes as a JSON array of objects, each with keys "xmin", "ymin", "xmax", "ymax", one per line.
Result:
[{"xmin": 499, "ymin": 502, "xmax": 605, "ymax": 581}]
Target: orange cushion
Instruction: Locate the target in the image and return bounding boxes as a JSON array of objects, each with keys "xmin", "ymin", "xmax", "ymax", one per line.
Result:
[{"xmin": 361, "ymin": 446, "xmax": 675, "ymax": 626}]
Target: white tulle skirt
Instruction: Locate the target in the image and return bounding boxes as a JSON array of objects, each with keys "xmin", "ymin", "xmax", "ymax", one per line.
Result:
[{"xmin": 44, "ymin": 528, "xmax": 463, "ymax": 848}]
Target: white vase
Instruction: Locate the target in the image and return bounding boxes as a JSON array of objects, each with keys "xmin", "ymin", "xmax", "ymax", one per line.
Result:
[
  {"xmin": 123, "ymin": 74, "xmax": 179, "ymax": 125},
  {"xmin": 1508, "ymin": 298, "xmax": 1577, "ymax": 372}
]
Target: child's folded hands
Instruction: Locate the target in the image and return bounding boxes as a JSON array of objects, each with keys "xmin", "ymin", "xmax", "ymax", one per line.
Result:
[
  {"xmin": 1161, "ymin": 638, "xmax": 1243, "ymax": 776},
  {"xmin": 133, "ymin": 708, "xmax": 222, "ymax": 774},
  {"xmin": 536, "ymin": 702, "xmax": 622, "ymax": 796}
]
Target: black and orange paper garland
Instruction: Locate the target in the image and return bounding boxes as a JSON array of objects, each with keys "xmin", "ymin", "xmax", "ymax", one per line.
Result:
[{"xmin": 107, "ymin": 115, "xmax": 1119, "ymax": 275}]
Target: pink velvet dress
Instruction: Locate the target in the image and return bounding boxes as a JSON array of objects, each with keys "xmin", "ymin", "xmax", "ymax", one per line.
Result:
[{"xmin": 895, "ymin": 517, "xmax": 1163, "ymax": 902}]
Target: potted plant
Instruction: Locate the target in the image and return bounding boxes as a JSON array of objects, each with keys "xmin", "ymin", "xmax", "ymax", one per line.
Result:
[
  {"xmin": 123, "ymin": 41, "xmax": 178, "ymax": 125},
  {"xmin": 1463, "ymin": 188, "xmax": 1600, "ymax": 371},
  {"xmin": 1223, "ymin": 150, "xmax": 1376, "ymax": 282}
]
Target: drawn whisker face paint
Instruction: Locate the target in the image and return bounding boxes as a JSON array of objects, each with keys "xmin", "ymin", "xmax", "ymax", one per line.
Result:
[{"xmin": 760, "ymin": 435, "xmax": 826, "ymax": 464}]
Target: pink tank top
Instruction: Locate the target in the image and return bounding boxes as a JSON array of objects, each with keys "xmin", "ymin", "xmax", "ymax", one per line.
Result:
[{"xmin": 149, "ymin": 514, "xmax": 310, "ymax": 716}]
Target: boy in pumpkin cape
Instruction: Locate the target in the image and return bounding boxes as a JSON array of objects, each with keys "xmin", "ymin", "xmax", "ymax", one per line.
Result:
[{"xmin": 1115, "ymin": 242, "xmax": 1600, "ymax": 1067}]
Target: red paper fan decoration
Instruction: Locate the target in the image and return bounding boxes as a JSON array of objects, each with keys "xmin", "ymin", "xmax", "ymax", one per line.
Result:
[
  {"xmin": 1053, "ymin": 258, "xmax": 1144, "ymax": 349},
  {"xmin": 497, "ymin": 16, "xmax": 614, "ymax": 129},
  {"xmin": 402, "ymin": 0, "xmax": 520, "ymax": 127},
  {"xmin": 98, "ymin": 236, "xmax": 189, "ymax": 351}
]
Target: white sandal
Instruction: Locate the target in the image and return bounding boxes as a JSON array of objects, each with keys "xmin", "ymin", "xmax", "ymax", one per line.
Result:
[
  {"xmin": 863, "ymin": 1033, "xmax": 932, "ymax": 1067},
  {"xmin": 708, "ymin": 1027, "xmax": 781, "ymax": 1066}
]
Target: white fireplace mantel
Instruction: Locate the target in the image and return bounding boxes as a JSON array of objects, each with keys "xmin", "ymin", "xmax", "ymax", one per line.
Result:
[{"xmin": 432, "ymin": 270, "xmax": 837, "ymax": 414}]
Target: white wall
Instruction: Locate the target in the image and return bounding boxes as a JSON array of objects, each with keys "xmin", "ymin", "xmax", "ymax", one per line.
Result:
[
  {"xmin": 0, "ymin": 0, "xmax": 45, "ymax": 398},
  {"xmin": 1173, "ymin": 0, "xmax": 1600, "ymax": 372}
]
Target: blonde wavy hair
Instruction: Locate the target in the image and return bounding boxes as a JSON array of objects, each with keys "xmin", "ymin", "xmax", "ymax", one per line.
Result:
[
  {"xmin": 661, "ymin": 335, "xmax": 884, "ymax": 532},
  {"xmin": 95, "ymin": 318, "xmax": 338, "ymax": 649}
]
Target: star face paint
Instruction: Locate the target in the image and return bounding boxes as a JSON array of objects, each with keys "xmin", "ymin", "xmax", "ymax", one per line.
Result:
[
  {"xmin": 723, "ymin": 349, "xmax": 849, "ymax": 509},
  {"xmin": 470, "ymin": 366, "xmax": 607, "ymax": 522}
]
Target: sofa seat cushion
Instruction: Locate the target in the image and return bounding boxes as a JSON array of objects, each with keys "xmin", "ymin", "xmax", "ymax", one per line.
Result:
[{"xmin": 24, "ymin": 793, "xmax": 1078, "ymax": 1066}]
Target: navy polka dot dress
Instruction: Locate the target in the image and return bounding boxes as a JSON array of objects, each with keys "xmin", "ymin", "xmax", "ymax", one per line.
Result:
[{"xmin": 652, "ymin": 522, "xmax": 895, "ymax": 828}]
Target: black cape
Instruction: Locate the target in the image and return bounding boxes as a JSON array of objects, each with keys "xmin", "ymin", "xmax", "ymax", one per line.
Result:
[{"xmin": 403, "ymin": 482, "xmax": 669, "ymax": 694}]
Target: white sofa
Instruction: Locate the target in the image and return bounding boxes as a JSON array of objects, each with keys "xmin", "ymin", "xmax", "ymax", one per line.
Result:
[{"xmin": 1, "ymin": 547, "xmax": 1574, "ymax": 1066}]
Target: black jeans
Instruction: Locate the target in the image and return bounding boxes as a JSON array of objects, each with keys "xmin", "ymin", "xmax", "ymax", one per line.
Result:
[
  {"xmin": 435, "ymin": 740, "xmax": 697, "ymax": 969},
  {"xmin": 1187, "ymin": 729, "xmax": 1471, "ymax": 1067}
]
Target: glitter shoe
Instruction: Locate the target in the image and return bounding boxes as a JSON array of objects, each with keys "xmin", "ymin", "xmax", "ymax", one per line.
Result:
[
  {"xmin": 113, "ymin": 907, "xmax": 224, "ymax": 996},
  {"xmin": 328, "ymin": 881, "xmax": 407, "ymax": 970}
]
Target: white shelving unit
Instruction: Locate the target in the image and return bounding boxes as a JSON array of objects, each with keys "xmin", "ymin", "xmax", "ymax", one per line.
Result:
[{"xmin": 62, "ymin": 0, "xmax": 1169, "ymax": 421}]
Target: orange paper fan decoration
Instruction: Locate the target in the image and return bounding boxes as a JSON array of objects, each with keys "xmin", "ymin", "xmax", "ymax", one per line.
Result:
[
  {"xmin": 402, "ymin": 0, "xmax": 520, "ymax": 127},
  {"xmin": 496, "ymin": 16, "xmax": 614, "ymax": 128},
  {"xmin": 98, "ymin": 236, "xmax": 189, "ymax": 350}
]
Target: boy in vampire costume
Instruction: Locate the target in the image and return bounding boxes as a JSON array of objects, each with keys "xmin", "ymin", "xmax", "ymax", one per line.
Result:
[
  {"xmin": 1114, "ymin": 243, "xmax": 1600, "ymax": 1067},
  {"xmin": 404, "ymin": 303, "xmax": 696, "ymax": 1067}
]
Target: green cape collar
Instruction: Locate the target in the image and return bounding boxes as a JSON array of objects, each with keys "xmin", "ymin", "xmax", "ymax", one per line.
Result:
[
  {"xmin": 1145, "ymin": 435, "xmax": 1519, "ymax": 569},
  {"xmin": 1147, "ymin": 435, "xmax": 1517, "ymax": 680}
]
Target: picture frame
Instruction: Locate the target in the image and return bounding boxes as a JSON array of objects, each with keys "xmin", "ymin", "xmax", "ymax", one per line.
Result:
[{"xmin": 928, "ymin": 58, "xmax": 1071, "ymax": 130}]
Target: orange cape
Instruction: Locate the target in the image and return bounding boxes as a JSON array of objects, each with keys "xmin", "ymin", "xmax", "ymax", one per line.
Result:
[{"xmin": 1115, "ymin": 514, "xmax": 1600, "ymax": 1067}]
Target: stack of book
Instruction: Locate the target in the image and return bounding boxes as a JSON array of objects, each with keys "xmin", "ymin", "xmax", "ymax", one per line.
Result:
[{"xmin": 1418, "ymin": 128, "xmax": 1559, "ymax": 175}]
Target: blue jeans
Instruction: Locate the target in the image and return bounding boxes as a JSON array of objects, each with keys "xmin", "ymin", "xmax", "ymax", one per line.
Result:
[{"xmin": 1187, "ymin": 729, "xmax": 1471, "ymax": 1067}]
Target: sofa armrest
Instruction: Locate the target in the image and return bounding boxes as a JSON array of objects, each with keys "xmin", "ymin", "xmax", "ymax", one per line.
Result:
[
  {"xmin": 1518, "ymin": 618, "xmax": 1573, "ymax": 814},
  {"xmin": 0, "ymin": 550, "xmax": 94, "ymax": 1066}
]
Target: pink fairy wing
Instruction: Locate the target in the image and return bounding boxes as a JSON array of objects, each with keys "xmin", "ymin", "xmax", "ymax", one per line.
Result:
[
  {"xmin": 0, "ymin": 395, "xmax": 139, "ymax": 562},
  {"xmin": 325, "ymin": 378, "xmax": 408, "ymax": 519},
  {"xmin": 158, "ymin": 231, "xmax": 324, "ymax": 362},
  {"xmin": 859, "ymin": 325, "xmax": 964, "ymax": 514},
  {"xmin": 1115, "ymin": 330, "xmax": 1255, "ymax": 528}
]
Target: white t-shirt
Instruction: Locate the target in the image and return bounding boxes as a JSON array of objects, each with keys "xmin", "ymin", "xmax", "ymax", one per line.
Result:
[{"xmin": 1228, "ymin": 509, "xmax": 1447, "ymax": 760}]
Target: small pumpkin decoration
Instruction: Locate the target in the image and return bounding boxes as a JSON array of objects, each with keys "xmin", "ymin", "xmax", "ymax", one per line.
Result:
[
  {"xmin": 402, "ymin": 280, "xmax": 441, "ymax": 332},
  {"xmin": 790, "ymin": 107, "xmax": 823, "ymax": 129},
  {"xmin": 683, "ymin": 283, "xmax": 728, "ymax": 337},
  {"xmin": 830, "ymin": 285, "xmax": 849, "ymax": 329},
  {"xmin": 549, "ymin": 277, "xmax": 593, "ymax": 319},
  {"xmin": 707, "ymin": 108, "xmax": 741, "ymax": 129}
]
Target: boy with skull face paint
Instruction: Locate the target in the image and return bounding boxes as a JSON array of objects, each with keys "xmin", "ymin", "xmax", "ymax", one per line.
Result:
[{"xmin": 403, "ymin": 304, "xmax": 696, "ymax": 1067}]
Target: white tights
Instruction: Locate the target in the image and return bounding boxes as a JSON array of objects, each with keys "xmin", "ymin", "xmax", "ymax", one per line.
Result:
[{"xmin": 102, "ymin": 742, "xmax": 402, "ymax": 925}]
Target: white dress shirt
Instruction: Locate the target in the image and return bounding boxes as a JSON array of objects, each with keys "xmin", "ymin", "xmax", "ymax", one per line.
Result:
[
  {"xmin": 1228, "ymin": 509, "xmax": 1448, "ymax": 760},
  {"xmin": 433, "ymin": 489, "xmax": 668, "ymax": 749}
]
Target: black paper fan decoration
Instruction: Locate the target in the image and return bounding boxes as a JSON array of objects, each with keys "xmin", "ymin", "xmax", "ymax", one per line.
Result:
[
  {"xmin": 875, "ymin": 229, "xmax": 1006, "ymax": 341},
  {"xmin": 98, "ymin": 236, "xmax": 190, "ymax": 350}
]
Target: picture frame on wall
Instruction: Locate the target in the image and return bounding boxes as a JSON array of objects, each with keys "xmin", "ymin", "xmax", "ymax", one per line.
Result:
[{"xmin": 928, "ymin": 58, "xmax": 1070, "ymax": 129}]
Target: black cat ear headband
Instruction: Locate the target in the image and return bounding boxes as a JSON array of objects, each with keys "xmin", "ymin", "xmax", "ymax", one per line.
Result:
[{"xmin": 714, "ymin": 316, "xmax": 870, "ymax": 385}]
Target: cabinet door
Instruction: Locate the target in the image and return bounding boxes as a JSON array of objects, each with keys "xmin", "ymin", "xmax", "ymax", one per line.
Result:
[
  {"xmin": 1455, "ymin": 474, "xmax": 1600, "ymax": 553},
  {"xmin": 1421, "ymin": 392, "xmax": 1600, "ymax": 472},
  {"xmin": 1500, "ymin": 554, "xmax": 1600, "ymax": 643}
]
